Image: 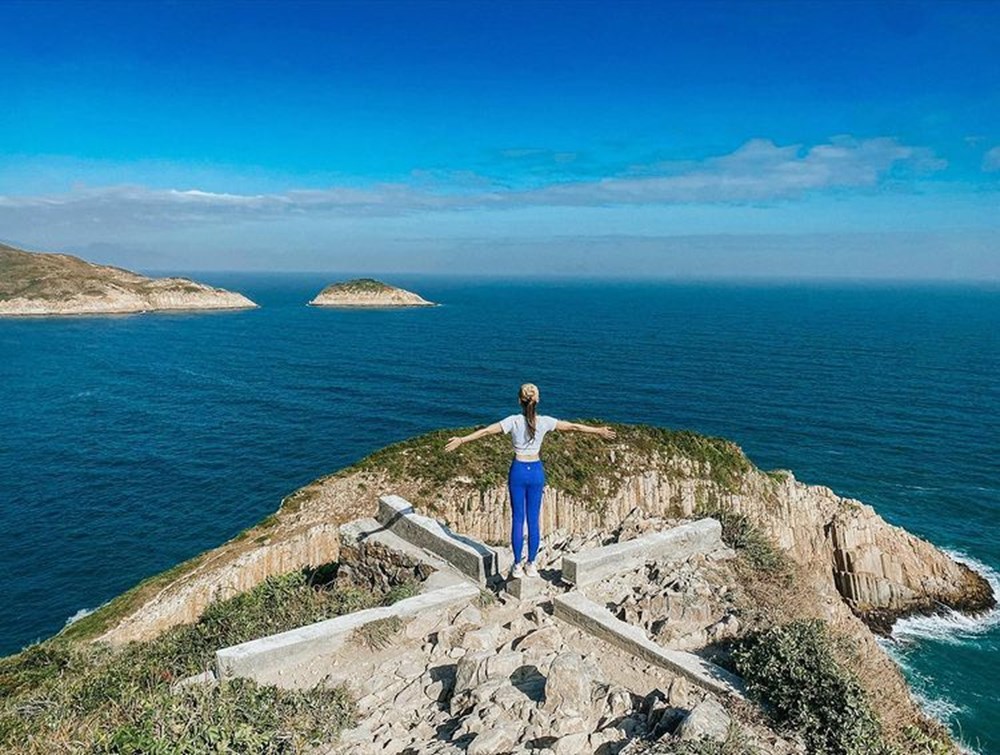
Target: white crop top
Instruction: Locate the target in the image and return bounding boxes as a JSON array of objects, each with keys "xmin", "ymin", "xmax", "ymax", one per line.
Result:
[{"xmin": 499, "ymin": 413, "xmax": 559, "ymax": 456}]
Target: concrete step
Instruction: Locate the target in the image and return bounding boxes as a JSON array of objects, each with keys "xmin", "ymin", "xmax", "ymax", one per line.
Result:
[
  {"xmin": 552, "ymin": 590, "xmax": 745, "ymax": 700},
  {"xmin": 377, "ymin": 495, "xmax": 499, "ymax": 585},
  {"xmin": 339, "ymin": 517, "xmax": 468, "ymax": 591},
  {"xmin": 216, "ymin": 581, "xmax": 480, "ymax": 685},
  {"xmin": 561, "ymin": 518, "xmax": 725, "ymax": 587}
]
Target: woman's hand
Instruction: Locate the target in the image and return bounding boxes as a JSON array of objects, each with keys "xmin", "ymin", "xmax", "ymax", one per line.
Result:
[
  {"xmin": 444, "ymin": 437, "xmax": 464, "ymax": 452},
  {"xmin": 597, "ymin": 426, "xmax": 617, "ymax": 440}
]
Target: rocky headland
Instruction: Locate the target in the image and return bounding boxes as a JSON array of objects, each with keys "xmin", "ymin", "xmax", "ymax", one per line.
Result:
[
  {"xmin": 4, "ymin": 425, "xmax": 993, "ymax": 754},
  {"xmin": 0, "ymin": 243, "xmax": 257, "ymax": 316},
  {"xmin": 308, "ymin": 278, "xmax": 436, "ymax": 307}
]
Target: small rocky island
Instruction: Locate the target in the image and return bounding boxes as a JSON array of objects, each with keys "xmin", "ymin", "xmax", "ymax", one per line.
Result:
[
  {"xmin": 0, "ymin": 243, "xmax": 257, "ymax": 316},
  {"xmin": 308, "ymin": 278, "xmax": 436, "ymax": 308}
]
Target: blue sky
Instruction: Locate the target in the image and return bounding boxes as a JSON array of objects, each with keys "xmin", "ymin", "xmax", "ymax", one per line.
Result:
[{"xmin": 1, "ymin": 0, "xmax": 998, "ymax": 278}]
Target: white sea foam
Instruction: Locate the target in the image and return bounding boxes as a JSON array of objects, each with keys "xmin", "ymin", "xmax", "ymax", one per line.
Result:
[
  {"xmin": 64, "ymin": 607, "xmax": 94, "ymax": 627},
  {"xmin": 889, "ymin": 550, "xmax": 1000, "ymax": 646},
  {"xmin": 878, "ymin": 550, "xmax": 998, "ymax": 754},
  {"xmin": 879, "ymin": 639, "xmax": 984, "ymax": 754}
]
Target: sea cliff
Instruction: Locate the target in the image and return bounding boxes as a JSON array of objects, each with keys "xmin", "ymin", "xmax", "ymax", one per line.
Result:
[
  {"xmin": 0, "ymin": 424, "xmax": 981, "ymax": 754},
  {"xmin": 45, "ymin": 424, "xmax": 993, "ymax": 752},
  {"xmin": 0, "ymin": 243, "xmax": 257, "ymax": 315}
]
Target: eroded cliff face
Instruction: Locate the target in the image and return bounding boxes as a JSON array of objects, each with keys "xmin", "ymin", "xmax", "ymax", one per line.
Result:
[
  {"xmin": 85, "ymin": 443, "xmax": 993, "ymax": 647},
  {"xmin": 0, "ymin": 286, "xmax": 257, "ymax": 315},
  {"xmin": 396, "ymin": 467, "xmax": 993, "ymax": 630},
  {"xmin": 69, "ymin": 431, "xmax": 990, "ymax": 749}
]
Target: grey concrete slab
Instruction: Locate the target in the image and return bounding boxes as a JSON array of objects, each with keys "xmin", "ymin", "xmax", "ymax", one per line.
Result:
[
  {"xmin": 170, "ymin": 669, "xmax": 217, "ymax": 692},
  {"xmin": 552, "ymin": 590, "xmax": 745, "ymax": 699},
  {"xmin": 561, "ymin": 518, "xmax": 724, "ymax": 587},
  {"xmin": 504, "ymin": 577, "xmax": 545, "ymax": 601},
  {"xmin": 339, "ymin": 517, "xmax": 467, "ymax": 592},
  {"xmin": 216, "ymin": 581, "xmax": 479, "ymax": 682},
  {"xmin": 377, "ymin": 495, "xmax": 499, "ymax": 584}
]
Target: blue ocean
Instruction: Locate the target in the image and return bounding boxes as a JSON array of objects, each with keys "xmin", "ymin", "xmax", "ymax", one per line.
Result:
[{"xmin": 1, "ymin": 276, "xmax": 997, "ymax": 751}]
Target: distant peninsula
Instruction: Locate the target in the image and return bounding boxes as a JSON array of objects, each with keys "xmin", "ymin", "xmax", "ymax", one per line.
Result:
[
  {"xmin": 0, "ymin": 243, "xmax": 257, "ymax": 316},
  {"xmin": 308, "ymin": 278, "xmax": 435, "ymax": 308}
]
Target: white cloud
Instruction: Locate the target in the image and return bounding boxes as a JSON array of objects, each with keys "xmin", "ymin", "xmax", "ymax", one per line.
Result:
[
  {"xmin": 0, "ymin": 136, "xmax": 947, "ymax": 232},
  {"xmin": 983, "ymin": 146, "xmax": 1000, "ymax": 172},
  {"xmin": 535, "ymin": 136, "xmax": 946, "ymax": 206}
]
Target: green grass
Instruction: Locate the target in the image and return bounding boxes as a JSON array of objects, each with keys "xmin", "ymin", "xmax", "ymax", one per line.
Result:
[
  {"xmin": 345, "ymin": 422, "xmax": 753, "ymax": 509},
  {"xmin": 96, "ymin": 678, "xmax": 353, "ymax": 755},
  {"xmin": 0, "ymin": 563, "xmax": 421, "ymax": 753},
  {"xmin": 320, "ymin": 278, "xmax": 393, "ymax": 294}
]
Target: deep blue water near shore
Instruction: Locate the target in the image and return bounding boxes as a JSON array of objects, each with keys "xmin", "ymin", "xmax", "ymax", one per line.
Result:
[{"xmin": 1, "ymin": 275, "xmax": 997, "ymax": 750}]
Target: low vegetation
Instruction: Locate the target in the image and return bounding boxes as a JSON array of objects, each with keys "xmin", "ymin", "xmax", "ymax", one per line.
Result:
[
  {"xmin": 346, "ymin": 422, "xmax": 752, "ymax": 508},
  {"xmin": 694, "ymin": 501, "xmax": 786, "ymax": 573},
  {"xmin": 733, "ymin": 620, "xmax": 887, "ymax": 755},
  {"xmin": 350, "ymin": 616, "xmax": 405, "ymax": 651},
  {"xmin": 320, "ymin": 278, "xmax": 393, "ymax": 294},
  {"xmin": 0, "ymin": 243, "xmax": 205, "ymax": 302},
  {"xmin": 0, "ymin": 563, "xmax": 415, "ymax": 754}
]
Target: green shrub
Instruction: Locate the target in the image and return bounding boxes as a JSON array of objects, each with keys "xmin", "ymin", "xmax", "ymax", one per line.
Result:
[
  {"xmin": 0, "ymin": 564, "xmax": 379, "ymax": 753},
  {"xmin": 733, "ymin": 620, "xmax": 887, "ymax": 755},
  {"xmin": 695, "ymin": 502, "xmax": 785, "ymax": 572}
]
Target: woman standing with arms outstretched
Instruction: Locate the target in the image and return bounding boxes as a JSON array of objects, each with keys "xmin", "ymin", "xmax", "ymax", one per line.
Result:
[{"xmin": 444, "ymin": 384, "xmax": 616, "ymax": 579}]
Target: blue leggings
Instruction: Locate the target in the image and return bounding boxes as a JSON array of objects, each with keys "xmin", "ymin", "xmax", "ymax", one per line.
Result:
[{"xmin": 508, "ymin": 459, "xmax": 545, "ymax": 563}]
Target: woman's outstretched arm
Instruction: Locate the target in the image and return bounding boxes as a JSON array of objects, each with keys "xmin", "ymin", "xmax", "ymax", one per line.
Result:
[
  {"xmin": 555, "ymin": 420, "xmax": 617, "ymax": 439},
  {"xmin": 444, "ymin": 422, "xmax": 503, "ymax": 452}
]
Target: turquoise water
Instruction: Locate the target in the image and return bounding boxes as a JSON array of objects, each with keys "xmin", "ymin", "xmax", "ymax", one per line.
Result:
[{"xmin": 1, "ymin": 276, "xmax": 997, "ymax": 751}]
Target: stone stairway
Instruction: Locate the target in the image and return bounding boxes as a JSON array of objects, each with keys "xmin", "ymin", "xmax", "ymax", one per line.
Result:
[{"xmin": 201, "ymin": 493, "xmax": 743, "ymax": 704}]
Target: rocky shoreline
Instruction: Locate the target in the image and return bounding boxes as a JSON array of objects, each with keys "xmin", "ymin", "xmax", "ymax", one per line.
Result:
[
  {"xmin": 0, "ymin": 243, "xmax": 257, "ymax": 316},
  {"xmin": 43, "ymin": 424, "xmax": 995, "ymax": 753}
]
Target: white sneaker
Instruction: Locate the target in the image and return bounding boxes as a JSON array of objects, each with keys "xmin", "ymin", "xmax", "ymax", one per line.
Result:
[
  {"xmin": 524, "ymin": 562, "xmax": 539, "ymax": 578},
  {"xmin": 511, "ymin": 562, "xmax": 525, "ymax": 579}
]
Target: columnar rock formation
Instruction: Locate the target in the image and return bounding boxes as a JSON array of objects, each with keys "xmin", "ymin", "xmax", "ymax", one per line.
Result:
[
  {"xmin": 76, "ymin": 428, "xmax": 992, "ymax": 647},
  {"xmin": 60, "ymin": 426, "xmax": 992, "ymax": 752},
  {"xmin": 0, "ymin": 243, "xmax": 257, "ymax": 315}
]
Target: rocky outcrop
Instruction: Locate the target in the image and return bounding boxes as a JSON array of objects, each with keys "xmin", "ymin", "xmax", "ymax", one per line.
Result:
[
  {"xmin": 404, "ymin": 469, "xmax": 994, "ymax": 631},
  {"xmin": 77, "ymin": 428, "xmax": 993, "ymax": 648},
  {"xmin": 0, "ymin": 243, "xmax": 257, "ymax": 315},
  {"xmin": 60, "ymin": 426, "xmax": 989, "ymax": 753},
  {"xmin": 308, "ymin": 278, "xmax": 435, "ymax": 307}
]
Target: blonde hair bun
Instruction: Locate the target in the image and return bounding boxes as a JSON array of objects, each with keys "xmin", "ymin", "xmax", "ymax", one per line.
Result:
[{"xmin": 519, "ymin": 383, "xmax": 540, "ymax": 403}]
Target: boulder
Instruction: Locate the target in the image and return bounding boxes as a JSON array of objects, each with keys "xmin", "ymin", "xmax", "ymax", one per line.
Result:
[
  {"xmin": 676, "ymin": 697, "xmax": 731, "ymax": 743},
  {"xmin": 462, "ymin": 626, "xmax": 500, "ymax": 651},
  {"xmin": 543, "ymin": 652, "xmax": 596, "ymax": 720},
  {"xmin": 552, "ymin": 732, "xmax": 590, "ymax": 755},
  {"xmin": 468, "ymin": 725, "xmax": 518, "ymax": 755},
  {"xmin": 515, "ymin": 625, "xmax": 563, "ymax": 653}
]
